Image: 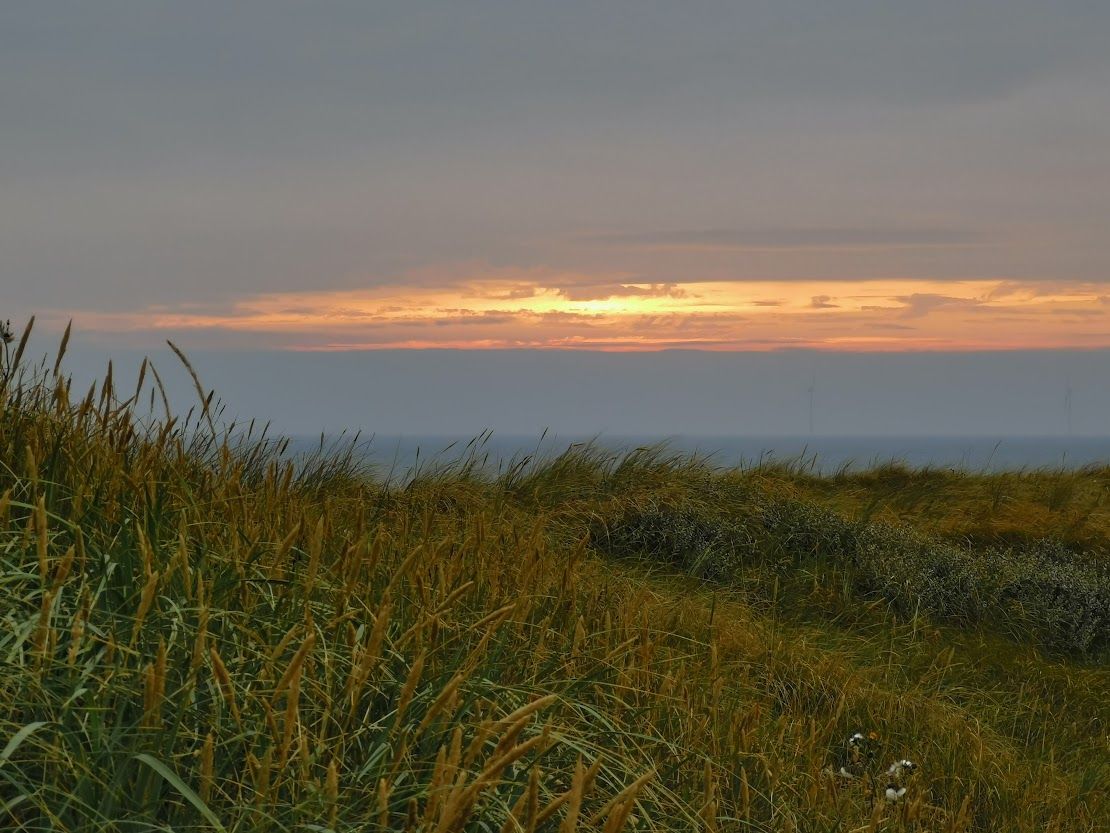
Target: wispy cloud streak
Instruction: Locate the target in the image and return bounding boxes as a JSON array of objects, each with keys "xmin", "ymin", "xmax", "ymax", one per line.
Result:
[{"xmin": 580, "ymin": 227, "xmax": 985, "ymax": 251}]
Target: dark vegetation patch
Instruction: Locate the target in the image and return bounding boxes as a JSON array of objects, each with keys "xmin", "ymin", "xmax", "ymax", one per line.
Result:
[{"xmin": 591, "ymin": 500, "xmax": 1110, "ymax": 656}]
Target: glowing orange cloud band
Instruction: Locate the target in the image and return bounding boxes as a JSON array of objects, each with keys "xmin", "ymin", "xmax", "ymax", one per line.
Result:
[{"xmin": 57, "ymin": 277, "xmax": 1110, "ymax": 352}]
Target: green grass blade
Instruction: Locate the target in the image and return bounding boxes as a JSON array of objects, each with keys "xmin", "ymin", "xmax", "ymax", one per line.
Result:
[
  {"xmin": 0, "ymin": 721, "xmax": 48, "ymax": 766},
  {"xmin": 133, "ymin": 753, "xmax": 226, "ymax": 832}
]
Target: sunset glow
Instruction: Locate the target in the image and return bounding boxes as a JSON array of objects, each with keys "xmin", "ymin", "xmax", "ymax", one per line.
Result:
[{"xmin": 61, "ymin": 276, "xmax": 1110, "ymax": 352}]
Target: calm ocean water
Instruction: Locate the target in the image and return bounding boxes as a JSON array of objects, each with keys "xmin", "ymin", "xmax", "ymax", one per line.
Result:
[{"xmin": 287, "ymin": 434, "xmax": 1110, "ymax": 477}]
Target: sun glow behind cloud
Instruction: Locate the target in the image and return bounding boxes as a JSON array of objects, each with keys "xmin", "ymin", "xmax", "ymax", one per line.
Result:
[{"xmin": 60, "ymin": 275, "xmax": 1109, "ymax": 352}]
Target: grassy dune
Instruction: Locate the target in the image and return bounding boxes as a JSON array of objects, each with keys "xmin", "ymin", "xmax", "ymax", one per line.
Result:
[{"xmin": 1, "ymin": 327, "xmax": 1107, "ymax": 831}]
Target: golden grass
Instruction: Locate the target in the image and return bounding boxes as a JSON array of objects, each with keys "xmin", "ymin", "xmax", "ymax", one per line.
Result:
[
  {"xmin": 773, "ymin": 462, "xmax": 1110, "ymax": 552},
  {"xmin": 0, "ymin": 323, "xmax": 1106, "ymax": 831}
]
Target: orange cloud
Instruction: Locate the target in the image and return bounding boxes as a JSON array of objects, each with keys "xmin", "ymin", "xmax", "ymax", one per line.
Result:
[
  {"xmin": 556, "ymin": 283, "xmax": 688, "ymax": 302},
  {"xmin": 51, "ymin": 275, "xmax": 1110, "ymax": 352}
]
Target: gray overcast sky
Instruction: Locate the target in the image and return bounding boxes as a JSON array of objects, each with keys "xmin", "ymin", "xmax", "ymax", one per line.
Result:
[
  {"xmin": 3, "ymin": 3, "xmax": 1109, "ymax": 435},
  {"xmin": 44, "ymin": 342, "xmax": 1106, "ymax": 438},
  {"xmin": 5, "ymin": 2, "xmax": 1110, "ymax": 309}
]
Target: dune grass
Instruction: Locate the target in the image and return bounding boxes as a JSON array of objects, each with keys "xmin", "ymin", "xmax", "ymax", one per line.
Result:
[{"xmin": 1, "ymin": 323, "xmax": 1107, "ymax": 831}]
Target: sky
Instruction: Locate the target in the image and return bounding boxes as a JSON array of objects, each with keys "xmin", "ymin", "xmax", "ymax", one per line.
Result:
[{"xmin": 3, "ymin": 3, "xmax": 1109, "ymax": 435}]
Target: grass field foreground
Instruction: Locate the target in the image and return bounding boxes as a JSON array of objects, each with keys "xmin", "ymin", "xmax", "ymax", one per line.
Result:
[{"xmin": 1, "ymin": 322, "xmax": 1107, "ymax": 831}]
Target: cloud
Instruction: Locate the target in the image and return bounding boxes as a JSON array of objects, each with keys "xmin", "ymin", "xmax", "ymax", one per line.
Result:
[
  {"xmin": 581, "ymin": 227, "xmax": 983, "ymax": 252},
  {"xmin": 430, "ymin": 311, "xmax": 519, "ymax": 327},
  {"xmin": 985, "ymin": 282, "xmax": 1031, "ymax": 300},
  {"xmin": 479, "ymin": 285, "xmax": 539, "ymax": 300},
  {"xmin": 1051, "ymin": 307, "xmax": 1104, "ymax": 318},
  {"xmin": 893, "ymin": 293, "xmax": 981, "ymax": 318},
  {"xmin": 39, "ymin": 277, "xmax": 1110, "ymax": 353},
  {"xmin": 556, "ymin": 283, "xmax": 688, "ymax": 301}
]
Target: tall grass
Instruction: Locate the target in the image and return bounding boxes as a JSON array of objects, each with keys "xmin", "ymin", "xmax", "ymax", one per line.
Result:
[{"xmin": 1, "ymin": 322, "xmax": 1106, "ymax": 831}]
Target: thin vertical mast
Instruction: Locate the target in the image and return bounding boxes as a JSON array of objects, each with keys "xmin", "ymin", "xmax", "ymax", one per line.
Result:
[{"xmin": 807, "ymin": 372, "xmax": 816, "ymax": 436}]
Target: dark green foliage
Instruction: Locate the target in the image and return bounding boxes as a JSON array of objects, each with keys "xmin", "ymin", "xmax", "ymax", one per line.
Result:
[
  {"xmin": 589, "ymin": 505, "xmax": 757, "ymax": 580},
  {"xmin": 593, "ymin": 498, "xmax": 1110, "ymax": 656}
]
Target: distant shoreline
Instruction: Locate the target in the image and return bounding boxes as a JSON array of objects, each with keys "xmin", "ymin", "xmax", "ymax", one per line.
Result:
[{"xmin": 282, "ymin": 433, "xmax": 1110, "ymax": 476}]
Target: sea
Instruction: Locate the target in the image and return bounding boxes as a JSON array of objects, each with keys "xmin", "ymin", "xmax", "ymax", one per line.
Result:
[{"xmin": 285, "ymin": 434, "xmax": 1110, "ymax": 478}]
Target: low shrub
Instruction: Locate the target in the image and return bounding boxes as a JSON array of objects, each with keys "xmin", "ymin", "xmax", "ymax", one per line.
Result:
[{"xmin": 593, "ymin": 499, "xmax": 1110, "ymax": 656}]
